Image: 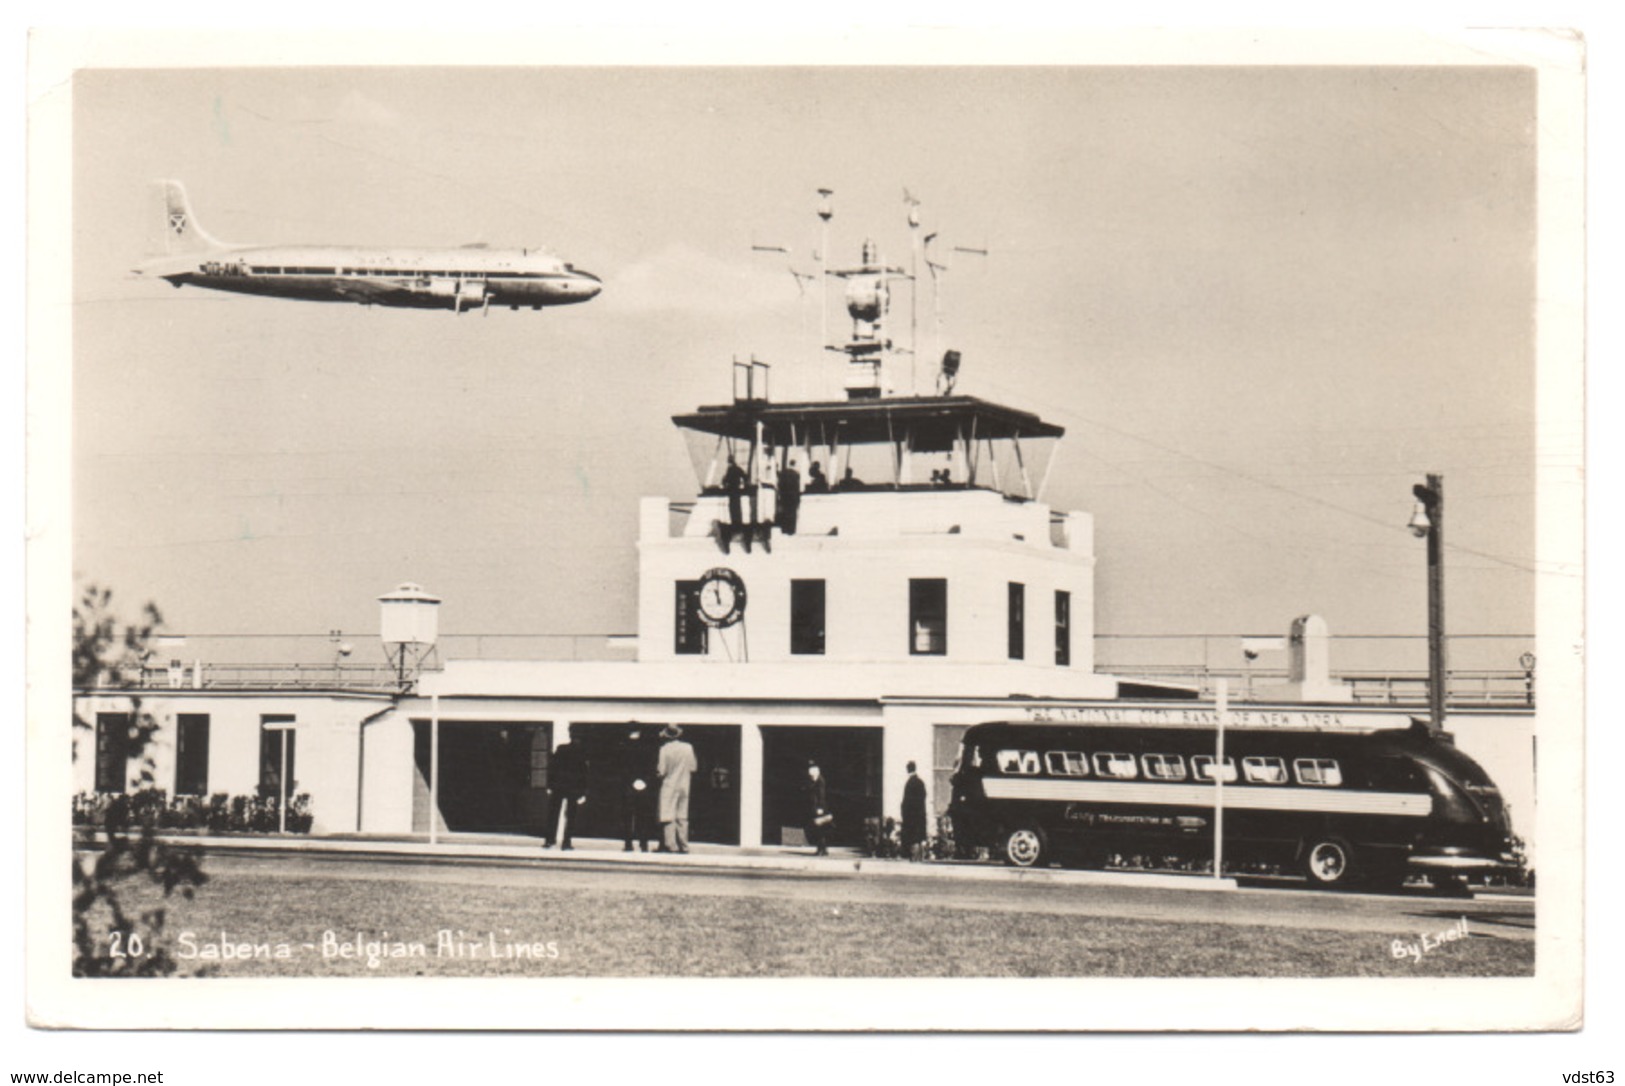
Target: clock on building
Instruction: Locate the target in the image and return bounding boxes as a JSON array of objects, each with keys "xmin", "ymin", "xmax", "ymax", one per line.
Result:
[{"xmin": 696, "ymin": 567, "xmax": 747, "ymax": 628}]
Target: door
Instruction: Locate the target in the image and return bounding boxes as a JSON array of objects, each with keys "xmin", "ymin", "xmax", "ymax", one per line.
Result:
[{"xmin": 761, "ymin": 726, "xmax": 883, "ymax": 848}]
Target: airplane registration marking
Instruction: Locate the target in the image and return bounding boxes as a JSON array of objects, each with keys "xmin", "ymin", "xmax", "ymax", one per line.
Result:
[{"xmin": 980, "ymin": 777, "xmax": 1433, "ymax": 817}]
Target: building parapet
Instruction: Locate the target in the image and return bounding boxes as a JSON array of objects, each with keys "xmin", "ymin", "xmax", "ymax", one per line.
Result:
[{"xmin": 644, "ymin": 491, "xmax": 1088, "ymax": 550}]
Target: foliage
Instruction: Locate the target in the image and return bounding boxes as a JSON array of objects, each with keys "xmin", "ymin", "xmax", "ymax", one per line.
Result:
[
  {"xmin": 71, "ymin": 584, "xmax": 208, "ymax": 977},
  {"xmin": 72, "ymin": 584, "xmax": 163, "ymax": 693},
  {"xmin": 861, "ymin": 815, "xmax": 902, "ymax": 859},
  {"xmin": 73, "ymin": 790, "xmax": 314, "ymax": 835}
]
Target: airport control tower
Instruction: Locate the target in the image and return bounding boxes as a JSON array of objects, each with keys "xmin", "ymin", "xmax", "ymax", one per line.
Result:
[{"xmin": 636, "ymin": 207, "xmax": 1113, "ymax": 699}]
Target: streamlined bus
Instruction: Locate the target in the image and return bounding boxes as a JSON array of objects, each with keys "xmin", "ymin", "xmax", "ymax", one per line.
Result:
[{"xmin": 947, "ymin": 720, "xmax": 1516, "ymax": 888}]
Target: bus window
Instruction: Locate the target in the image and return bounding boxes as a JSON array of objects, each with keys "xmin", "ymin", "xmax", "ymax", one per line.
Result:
[
  {"xmin": 1242, "ymin": 756, "xmax": 1288, "ymax": 784},
  {"xmin": 995, "ymin": 750, "xmax": 1040, "ymax": 776},
  {"xmin": 1142, "ymin": 754, "xmax": 1187, "ymax": 781},
  {"xmin": 1192, "ymin": 755, "xmax": 1238, "ymax": 783},
  {"xmin": 1293, "ymin": 758, "xmax": 1343, "ymax": 786},
  {"xmin": 1044, "ymin": 750, "xmax": 1089, "ymax": 777},
  {"xmin": 1093, "ymin": 752, "xmax": 1138, "ymax": 779}
]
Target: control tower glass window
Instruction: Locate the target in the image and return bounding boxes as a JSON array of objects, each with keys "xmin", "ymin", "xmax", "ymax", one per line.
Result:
[
  {"xmin": 910, "ymin": 579, "xmax": 948, "ymax": 656},
  {"xmin": 791, "ymin": 579, "xmax": 826, "ymax": 656}
]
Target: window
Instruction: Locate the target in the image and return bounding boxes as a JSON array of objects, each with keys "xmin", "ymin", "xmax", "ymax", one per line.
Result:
[
  {"xmin": 1142, "ymin": 753, "xmax": 1187, "ymax": 781},
  {"xmin": 790, "ymin": 579, "xmax": 826, "ymax": 655},
  {"xmin": 259, "ymin": 716, "xmax": 297, "ymax": 800},
  {"xmin": 94, "ymin": 713, "xmax": 131, "ymax": 794},
  {"xmin": 1093, "ymin": 752, "xmax": 1139, "ymax": 779},
  {"xmin": 1192, "ymin": 755, "xmax": 1238, "ymax": 783},
  {"xmin": 1242, "ymin": 756, "xmax": 1288, "ymax": 784},
  {"xmin": 1008, "ymin": 582, "xmax": 1025, "ymax": 660},
  {"xmin": 1294, "ymin": 758, "xmax": 1343, "ymax": 787},
  {"xmin": 528, "ymin": 728, "xmax": 551, "ymax": 790},
  {"xmin": 175, "ymin": 714, "xmax": 210, "ymax": 796},
  {"xmin": 674, "ymin": 581, "xmax": 707, "ymax": 655},
  {"xmin": 1044, "ymin": 750, "xmax": 1089, "ymax": 777},
  {"xmin": 995, "ymin": 749, "xmax": 1041, "ymax": 775},
  {"xmin": 1055, "ymin": 590, "xmax": 1071, "ymax": 667},
  {"xmin": 909, "ymin": 579, "xmax": 947, "ymax": 656}
]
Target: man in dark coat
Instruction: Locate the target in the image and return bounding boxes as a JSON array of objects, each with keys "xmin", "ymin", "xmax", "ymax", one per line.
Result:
[
  {"xmin": 620, "ymin": 728, "xmax": 659, "ymax": 852},
  {"xmin": 902, "ymin": 761, "xmax": 929, "ymax": 861},
  {"xmin": 777, "ymin": 458, "xmax": 803, "ymax": 535},
  {"xmin": 722, "ymin": 455, "xmax": 748, "ymax": 532},
  {"xmin": 545, "ymin": 737, "xmax": 588, "ymax": 850},
  {"xmin": 805, "ymin": 760, "xmax": 830, "ymax": 857}
]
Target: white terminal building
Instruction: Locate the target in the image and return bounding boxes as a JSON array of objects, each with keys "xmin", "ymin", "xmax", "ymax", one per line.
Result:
[{"xmin": 74, "ymin": 229, "xmax": 1537, "ymax": 856}]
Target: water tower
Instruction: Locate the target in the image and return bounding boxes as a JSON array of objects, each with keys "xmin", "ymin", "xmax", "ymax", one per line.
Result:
[{"xmin": 378, "ymin": 582, "xmax": 441, "ymax": 691}]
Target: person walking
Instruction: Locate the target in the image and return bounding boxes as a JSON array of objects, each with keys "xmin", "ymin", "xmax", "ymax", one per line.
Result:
[
  {"xmin": 805, "ymin": 760, "xmax": 831, "ymax": 857},
  {"xmin": 901, "ymin": 761, "xmax": 929, "ymax": 861},
  {"xmin": 656, "ymin": 725, "xmax": 698, "ymax": 853}
]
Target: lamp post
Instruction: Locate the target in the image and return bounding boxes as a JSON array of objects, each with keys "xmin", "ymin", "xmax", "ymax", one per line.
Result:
[{"xmin": 1409, "ymin": 475, "xmax": 1446, "ymax": 734}]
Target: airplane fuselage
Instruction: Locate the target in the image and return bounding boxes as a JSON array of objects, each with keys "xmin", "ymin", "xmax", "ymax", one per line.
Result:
[{"xmin": 156, "ymin": 244, "xmax": 601, "ymax": 311}]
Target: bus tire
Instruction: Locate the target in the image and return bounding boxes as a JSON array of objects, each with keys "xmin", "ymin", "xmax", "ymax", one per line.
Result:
[
  {"xmin": 1003, "ymin": 824, "xmax": 1049, "ymax": 868},
  {"xmin": 1302, "ymin": 837, "xmax": 1356, "ymax": 887}
]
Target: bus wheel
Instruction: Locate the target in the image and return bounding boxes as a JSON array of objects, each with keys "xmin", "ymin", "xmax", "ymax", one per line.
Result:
[
  {"xmin": 1302, "ymin": 838, "xmax": 1355, "ymax": 887},
  {"xmin": 1003, "ymin": 825, "xmax": 1049, "ymax": 868}
]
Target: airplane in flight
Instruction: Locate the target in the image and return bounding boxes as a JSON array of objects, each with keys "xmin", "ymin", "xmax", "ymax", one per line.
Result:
[{"xmin": 135, "ymin": 181, "xmax": 602, "ymax": 313}]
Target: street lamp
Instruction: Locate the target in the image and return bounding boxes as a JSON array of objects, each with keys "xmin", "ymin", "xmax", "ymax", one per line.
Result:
[{"xmin": 1410, "ymin": 475, "xmax": 1446, "ymax": 734}]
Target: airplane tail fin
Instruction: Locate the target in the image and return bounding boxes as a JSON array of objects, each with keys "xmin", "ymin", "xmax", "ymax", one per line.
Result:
[{"xmin": 154, "ymin": 180, "xmax": 225, "ymax": 254}]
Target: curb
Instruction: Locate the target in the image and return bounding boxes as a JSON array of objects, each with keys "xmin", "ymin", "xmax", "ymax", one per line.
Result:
[{"xmin": 84, "ymin": 832, "xmax": 1240, "ymax": 891}]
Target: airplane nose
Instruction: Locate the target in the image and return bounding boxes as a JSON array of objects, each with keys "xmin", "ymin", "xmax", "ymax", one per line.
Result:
[{"xmin": 575, "ymin": 269, "xmax": 602, "ymax": 298}]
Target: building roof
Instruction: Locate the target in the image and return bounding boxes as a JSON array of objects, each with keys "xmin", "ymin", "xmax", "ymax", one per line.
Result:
[{"xmin": 672, "ymin": 395, "xmax": 1064, "ymax": 453}]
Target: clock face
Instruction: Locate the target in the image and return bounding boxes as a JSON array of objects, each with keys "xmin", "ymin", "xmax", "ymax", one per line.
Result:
[{"xmin": 696, "ymin": 568, "xmax": 746, "ymax": 627}]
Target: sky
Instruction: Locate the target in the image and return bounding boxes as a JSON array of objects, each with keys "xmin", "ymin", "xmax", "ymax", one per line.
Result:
[{"xmin": 63, "ymin": 57, "xmax": 1560, "ymax": 669}]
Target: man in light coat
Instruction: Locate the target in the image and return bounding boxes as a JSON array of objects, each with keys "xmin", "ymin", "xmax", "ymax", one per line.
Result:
[{"xmin": 657, "ymin": 725, "xmax": 698, "ymax": 853}]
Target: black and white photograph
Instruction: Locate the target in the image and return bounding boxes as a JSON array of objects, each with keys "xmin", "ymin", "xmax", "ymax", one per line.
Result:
[{"xmin": 21, "ymin": 24, "xmax": 1592, "ymax": 1051}]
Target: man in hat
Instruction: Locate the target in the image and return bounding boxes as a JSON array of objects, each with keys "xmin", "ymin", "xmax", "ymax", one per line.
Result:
[
  {"xmin": 656, "ymin": 725, "xmax": 698, "ymax": 853},
  {"xmin": 805, "ymin": 760, "xmax": 830, "ymax": 857}
]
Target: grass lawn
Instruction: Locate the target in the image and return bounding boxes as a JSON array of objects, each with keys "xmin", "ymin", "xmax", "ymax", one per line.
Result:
[{"xmin": 77, "ymin": 866, "xmax": 1534, "ymax": 979}]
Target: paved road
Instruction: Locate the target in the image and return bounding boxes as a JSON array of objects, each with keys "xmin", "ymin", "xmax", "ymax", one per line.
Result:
[{"xmin": 200, "ymin": 850, "xmax": 1535, "ymax": 942}]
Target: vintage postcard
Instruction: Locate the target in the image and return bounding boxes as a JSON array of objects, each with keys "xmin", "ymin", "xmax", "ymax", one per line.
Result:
[{"xmin": 24, "ymin": 26, "xmax": 1585, "ymax": 1036}]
